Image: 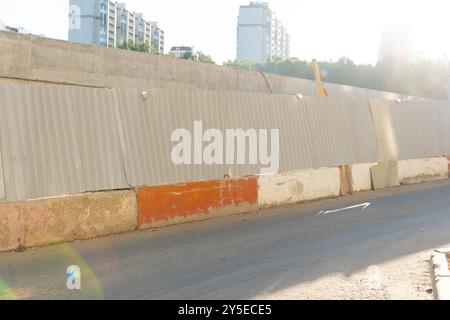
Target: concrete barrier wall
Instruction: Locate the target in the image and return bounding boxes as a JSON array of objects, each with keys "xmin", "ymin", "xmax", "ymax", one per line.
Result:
[
  {"xmin": 257, "ymin": 168, "xmax": 340, "ymax": 209},
  {"xmin": 256, "ymin": 163, "xmax": 379, "ymax": 210},
  {"xmin": 350, "ymin": 163, "xmax": 377, "ymax": 192},
  {"xmin": 137, "ymin": 177, "xmax": 258, "ymax": 229},
  {"xmin": 0, "ymin": 31, "xmax": 412, "ymax": 100},
  {"xmin": 398, "ymin": 157, "xmax": 448, "ymax": 185},
  {"xmin": 369, "ymin": 100, "xmax": 400, "ymax": 189},
  {"xmin": 0, "ymin": 56, "xmax": 449, "ymax": 252},
  {"xmin": 0, "ymin": 190, "xmax": 137, "ymax": 252},
  {"xmin": 1, "ymin": 156, "xmax": 448, "ymax": 252}
]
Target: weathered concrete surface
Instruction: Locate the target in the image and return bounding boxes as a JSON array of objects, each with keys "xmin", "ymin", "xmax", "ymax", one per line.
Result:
[
  {"xmin": 398, "ymin": 158, "xmax": 448, "ymax": 185},
  {"xmin": 0, "ymin": 190, "xmax": 137, "ymax": 252},
  {"xmin": 371, "ymin": 161, "xmax": 399, "ymax": 190},
  {"xmin": 0, "ymin": 30, "xmax": 293, "ymax": 93},
  {"xmin": 431, "ymin": 249, "xmax": 450, "ymax": 300},
  {"xmin": 350, "ymin": 163, "xmax": 377, "ymax": 192},
  {"xmin": 0, "ymin": 31, "xmax": 411, "ymax": 100},
  {"xmin": 137, "ymin": 178, "xmax": 258, "ymax": 229},
  {"xmin": 339, "ymin": 165, "xmax": 352, "ymax": 195},
  {"xmin": 257, "ymin": 168, "xmax": 340, "ymax": 209},
  {"xmin": 369, "ymin": 100, "xmax": 400, "ymax": 189},
  {"xmin": 447, "ymin": 157, "xmax": 450, "ymax": 174}
]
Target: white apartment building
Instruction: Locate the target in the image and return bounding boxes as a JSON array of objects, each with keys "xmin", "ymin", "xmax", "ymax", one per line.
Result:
[
  {"xmin": 69, "ymin": 0, "xmax": 165, "ymax": 53},
  {"xmin": 236, "ymin": 2, "xmax": 290, "ymax": 63},
  {"xmin": 378, "ymin": 25, "xmax": 414, "ymax": 64},
  {"xmin": 107, "ymin": 1, "xmax": 117, "ymax": 47},
  {"xmin": 135, "ymin": 13, "xmax": 152, "ymax": 45},
  {"xmin": 150, "ymin": 22, "xmax": 165, "ymax": 54}
]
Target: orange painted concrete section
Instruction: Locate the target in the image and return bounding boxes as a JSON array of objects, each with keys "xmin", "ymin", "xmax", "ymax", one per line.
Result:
[{"xmin": 137, "ymin": 177, "xmax": 258, "ymax": 227}]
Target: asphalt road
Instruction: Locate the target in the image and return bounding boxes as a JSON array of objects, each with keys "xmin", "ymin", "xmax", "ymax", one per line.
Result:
[{"xmin": 1, "ymin": 180, "xmax": 450, "ymax": 300}]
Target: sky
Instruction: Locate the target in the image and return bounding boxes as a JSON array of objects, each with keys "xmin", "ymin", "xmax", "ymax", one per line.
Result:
[{"xmin": 1, "ymin": 0, "xmax": 450, "ymax": 65}]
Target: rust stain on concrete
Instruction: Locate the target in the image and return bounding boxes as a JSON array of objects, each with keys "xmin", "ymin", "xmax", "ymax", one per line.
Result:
[{"xmin": 137, "ymin": 177, "xmax": 258, "ymax": 228}]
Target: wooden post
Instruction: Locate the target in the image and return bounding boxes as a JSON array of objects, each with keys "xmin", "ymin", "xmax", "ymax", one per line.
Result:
[{"xmin": 312, "ymin": 58, "xmax": 328, "ymax": 97}]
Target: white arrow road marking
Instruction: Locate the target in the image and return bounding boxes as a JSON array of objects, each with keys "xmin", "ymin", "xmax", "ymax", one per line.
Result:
[{"xmin": 316, "ymin": 202, "xmax": 371, "ymax": 216}]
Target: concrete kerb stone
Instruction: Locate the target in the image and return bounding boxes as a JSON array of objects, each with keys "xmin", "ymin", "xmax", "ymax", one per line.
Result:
[
  {"xmin": 0, "ymin": 189, "xmax": 138, "ymax": 252},
  {"xmin": 447, "ymin": 157, "xmax": 450, "ymax": 176},
  {"xmin": 257, "ymin": 168, "xmax": 341, "ymax": 209},
  {"xmin": 350, "ymin": 163, "xmax": 377, "ymax": 192},
  {"xmin": 398, "ymin": 158, "xmax": 448, "ymax": 185},
  {"xmin": 430, "ymin": 249, "xmax": 450, "ymax": 300},
  {"xmin": 137, "ymin": 177, "xmax": 258, "ymax": 229}
]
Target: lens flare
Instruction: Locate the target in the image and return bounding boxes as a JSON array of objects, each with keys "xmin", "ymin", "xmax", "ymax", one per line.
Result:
[
  {"xmin": 320, "ymin": 66, "xmax": 330, "ymax": 78},
  {"xmin": 1, "ymin": 242, "xmax": 105, "ymax": 300},
  {"xmin": 58, "ymin": 243, "xmax": 104, "ymax": 299}
]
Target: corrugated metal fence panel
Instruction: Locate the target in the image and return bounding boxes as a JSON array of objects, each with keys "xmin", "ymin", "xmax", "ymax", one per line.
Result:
[
  {"xmin": 0, "ymin": 140, "xmax": 4, "ymax": 200},
  {"xmin": 114, "ymin": 88, "xmax": 379, "ymax": 187},
  {"xmin": 113, "ymin": 88, "xmax": 231, "ymax": 187},
  {"xmin": 389, "ymin": 100, "xmax": 450, "ymax": 160},
  {"xmin": 302, "ymin": 97, "xmax": 379, "ymax": 167},
  {"xmin": 70, "ymin": 87, "xmax": 128, "ymax": 191},
  {"xmin": 0, "ymin": 85, "xmax": 127, "ymax": 201},
  {"xmin": 0, "ymin": 84, "xmax": 413, "ymax": 202}
]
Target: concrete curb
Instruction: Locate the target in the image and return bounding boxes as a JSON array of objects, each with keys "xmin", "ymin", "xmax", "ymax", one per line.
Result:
[
  {"xmin": 257, "ymin": 168, "xmax": 340, "ymax": 209},
  {"xmin": 447, "ymin": 157, "xmax": 450, "ymax": 176},
  {"xmin": 0, "ymin": 158, "xmax": 449, "ymax": 253},
  {"xmin": 0, "ymin": 190, "xmax": 137, "ymax": 252},
  {"xmin": 399, "ymin": 158, "xmax": 448, "ymax": 185},
  {"xmin": 430, "ymin": 249, "xmax": 450, "ymax": 300},
  {"xmin": 350, "ymin": 163, "xmax": 377, "ymax": 193},
  {"xmin": 137, "ymin": 177, "xmax": 258, "ymax": 229}
]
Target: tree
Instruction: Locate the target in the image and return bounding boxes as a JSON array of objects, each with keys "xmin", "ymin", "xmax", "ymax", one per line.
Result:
[
  {"xmin": 117, "ymin": 41, "xmax": 155, "ymax": 54},
  {"xmin": 222, "ymin": 57, "xmax": 450, "ymax": 99},
  {"xmin": 183, "ymin": 50, "xmax": 216, "ymax": 64},
  {"xmin": 195, "ymin": 52, "xmax": 215, "ymax": 64},
  {"xmin": 223, "ymin": 59, "xmax": 256, "ymax": 70},
  {"xmin": 183, "ymin": 51, "xmax": 193, "ymax": 60}
]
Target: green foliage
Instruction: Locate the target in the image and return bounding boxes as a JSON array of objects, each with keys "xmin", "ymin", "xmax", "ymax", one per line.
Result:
[
  {"xmin": 183, "ymin": 51, "xmax": 193, "ymax": 60},
  {"xmin": 183, "ymin": 51, "xmax": 215, "ymax": 64},
  {"xmin": 223, "ymin": 59, "xmax": 255, "ymax": 70},
  {"xmin": 117, "ymin": 41, "xmax": 155, "ymax": 54},
  {"xmin": 195, "ymin": 52, "xmax": 215, "ymax": 64},
  {"xmin": 224, "ymin": 57, "xmax": 450, "ymax": 99}
]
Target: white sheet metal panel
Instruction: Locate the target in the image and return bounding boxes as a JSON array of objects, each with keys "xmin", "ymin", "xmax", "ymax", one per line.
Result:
[
  {"xmin": 0, "ymin": 143, "xmax": 4, "ymax": 200},
  {"xmin": 113, "ymin": 88, "xmax": 231, "ymax": 187},
  {"xmin": 0, "ymin": 85, "xmax": 127, "ymax": 202},
  {"xmin": 389, "ymin": 100, "xmax": 450, "ymax": 160},
  {"xmin": 325, "ymin": 82, "xmax": 414, "ymax": 101},
  {"xmin": 113, "ymin": 88, "xmax": 379, "ymax": 187},
  {"xmin": 0, "ymin": 84, "xmax": 399, "ymax": 201},
  {"xmin": 303, "ymin": 97, "xmax": 379, "ymax": 167}
]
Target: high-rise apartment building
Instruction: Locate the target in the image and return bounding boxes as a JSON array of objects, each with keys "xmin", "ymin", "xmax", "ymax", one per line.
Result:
[
  {"xmin": 150, "ymin": 22, "xmax": 165, "ymax": 54},
  {"xmin": 236, "ymin": 2, "xmax": 290, "ymax": 63},
  {"xmin": 69, "ymin": 0, "xmax": 165, "ymax": 53},
  {"xmin": 135, "ymin": 13, "xmax": 152, "ymax": 45},
  {"xmin": 378, "ymin": 25, "xmax": 414, "ymax": 64}
]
